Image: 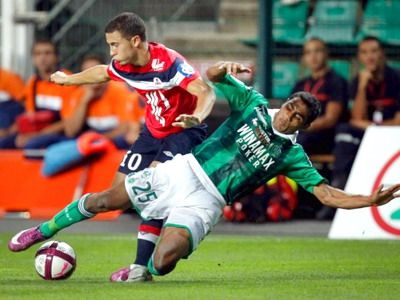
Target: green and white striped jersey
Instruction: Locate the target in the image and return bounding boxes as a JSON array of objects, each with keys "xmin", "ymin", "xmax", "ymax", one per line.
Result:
[{"xmin": 192, "ymin": 75, "xmax": 325, "ymax": 204}]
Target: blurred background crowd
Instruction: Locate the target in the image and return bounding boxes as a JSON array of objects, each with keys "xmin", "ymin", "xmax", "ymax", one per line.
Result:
[{"xmin": 1, "ymin": 0, "xmax": 399, "ymax": 221}]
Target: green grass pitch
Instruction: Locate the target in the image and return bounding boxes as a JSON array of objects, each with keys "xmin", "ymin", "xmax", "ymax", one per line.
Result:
[{"xmin": 1, "ymin": 233, "xmax": 399, "ymax": 300}]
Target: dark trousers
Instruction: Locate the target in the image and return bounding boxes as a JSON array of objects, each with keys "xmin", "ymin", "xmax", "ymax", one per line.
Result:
[
  {"xmin": 0, "ymin": 133, "xmax": 70, "ymax": 149},
  {"xmin": 331, "ymin": 123, "xmax": 365, "ymax": 189},
  {"xmin": 297, "ymin": 129, "xmax": 335, "ymax": 155}
]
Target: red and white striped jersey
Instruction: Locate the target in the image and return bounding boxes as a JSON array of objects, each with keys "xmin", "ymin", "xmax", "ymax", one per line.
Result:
[{"xmin": 107, "ymin": 42, "xmax": 200, "ymax": 139}]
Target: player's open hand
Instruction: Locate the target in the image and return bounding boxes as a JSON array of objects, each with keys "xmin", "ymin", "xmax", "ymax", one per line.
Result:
[
  {"xmin": 172, "ymin": 114, "xmax": 201, "ymax": 128},
  {"xmin": 50, "ymin": 71, "xmax": 69, "ymax": 85},
  {"xmin": 217, "ymin": 62, "xmax": 252, "ymax": 76},
  {"xmin": 370, "ymin": 184, "xmax": 400, "ymax": 206}
]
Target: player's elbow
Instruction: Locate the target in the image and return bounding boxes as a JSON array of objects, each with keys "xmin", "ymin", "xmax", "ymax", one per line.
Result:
[
  {"xmin": 314, "ymin": 188, "xmax": 335, "ymax": 208},
  {"xmin": 318, "ymin": 194, "xmax": 333, "ymax": 207},
  {"xmin": 206, "ymin": 85, "xmax": 216, "ymax": 104},
  {"xmin": 198, "ymin": 82, "xmax": 215, "ymax": 99},
  {"xmin": 195, "ymin": 83, "xmax": 216, "ymax": 116}
]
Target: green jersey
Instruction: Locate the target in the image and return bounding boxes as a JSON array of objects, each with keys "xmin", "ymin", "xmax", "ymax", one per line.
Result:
[{"xmin": 192, "ymin": 75, "xmax": 325, "ymax": 204}]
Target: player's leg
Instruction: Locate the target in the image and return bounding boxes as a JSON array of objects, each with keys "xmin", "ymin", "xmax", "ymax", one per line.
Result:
[
  {"xmin": 148, "ymin": 188, "xmax": 224, "ymax": 276},
  {"xmin": 111, "ymin": 126, "xmax": 208, "ymax": 282},
  {"xmin": 148, "ymin": 227, "xmax": 191, "ymax": 275},
  {"xmin": 8, "ymin": 180, "xmax": 130, "ymax": 252},
  {"xmin": 23, "ymin": 133, "xmax": 70, "ymax": 150},
  {"xmin": 110, "ymin": 128, "xmax": 164, "ymax": 282},
  {"xmin": 131, "ymin": 125, "xmax": 208, "ymax": 269}
]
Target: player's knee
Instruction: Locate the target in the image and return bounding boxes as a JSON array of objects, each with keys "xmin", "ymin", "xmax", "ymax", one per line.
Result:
[
  {"xmin": 152, "ymin": 247, "xmax": 178, "ymax": 275},
  {"xmin": 151, "ymin": 229, "xmax": 190, "ymax": 275},
  {"xmin": 151, "ymin": 255, "xmax": 176, "ymax": 276}
]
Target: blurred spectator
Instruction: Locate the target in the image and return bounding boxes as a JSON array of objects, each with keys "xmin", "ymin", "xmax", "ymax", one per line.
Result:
[
  {"xmin": 292, "ymin": 38, "xmax": 348, "ymax": 155},
  {"xmin": 331, "ymin": 36, "xmax": 400, "ymax": 188},
  {"xmin": 61, "ymin": 54, "xmax": 144, "ymax": 149},
  {"xmin": 0, "ymin": 68, "xmax": 25, "ymax": 138},
  {"xmin": 0, "ymin": 38, "xmax": 77, "ymax": 149},
  {"xmin": 291, "ymin": 38, "xmax": 348, "ymax": 220}
]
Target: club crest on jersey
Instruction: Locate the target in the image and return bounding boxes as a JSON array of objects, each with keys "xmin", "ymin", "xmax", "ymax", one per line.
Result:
[
  {"xmin": 151, "ymin": 59, "xmax": 165, "ymax": 71},
  {"xmin": 178, "ymin": 62, "xmax": 195, "ymax": 77},
  {"xmin": 153, "ymin": 77, "xmax": 162, "ymax": 85}
]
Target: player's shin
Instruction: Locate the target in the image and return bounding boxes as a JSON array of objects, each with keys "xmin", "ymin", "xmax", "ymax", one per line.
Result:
[
  {"xmin": 39, "ymin": 193, "xmax": 95, "ymax": 237},
  {"xmin": 134, "ymin": 219, "xmax": 163, "ymax": 266}
]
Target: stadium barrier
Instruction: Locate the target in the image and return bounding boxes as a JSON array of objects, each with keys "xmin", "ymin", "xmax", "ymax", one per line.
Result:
[
  {"xmin": 0, "ymin": 150, "xmax": 125, "ymax": 220},
  {"xmin": 329, "ymin": 126, "xmax": 400, "ymax": 239}
]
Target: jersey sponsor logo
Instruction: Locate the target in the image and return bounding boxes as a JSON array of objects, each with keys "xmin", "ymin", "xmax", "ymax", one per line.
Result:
[
  {"xmin": 151, "ymin": 59, "xmax": 165, "ymax": 71},
  {"xmin": 254, "ymin": 106, "xmax": 269, "ymax": 128},
  {"xmin": 254, "ymin": 127, "xmax": 271, "ymax": 146},
  {"xmin": 247, "ymin": 117, "xmax": 271, "ymax": 147},
  {"xmin": 178, "ymin": 62, "xmax": 195, "ymax": 77},
  {"xmin": 236, "ymin": 123, "xmax": 275, "ymax": 172}
]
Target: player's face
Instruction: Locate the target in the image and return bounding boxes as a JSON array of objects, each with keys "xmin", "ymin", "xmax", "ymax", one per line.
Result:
[
  {"xmin": 303, "ymin": 40, "xmax": 327, "ymax": 71},
  {"xmin": 273, "ymin": 98, "xmax": 309, "ymax": 134},
  {"xmin": 358, "ymin": 40, "xmax": 384, "ymax": 72},
  {"xmin": 32, "ymin": 43, "xmax": 58, "ymax": 74},
  {"xmin": 105, "ymin": 31, "xmax": 138, "ymax": 65}
]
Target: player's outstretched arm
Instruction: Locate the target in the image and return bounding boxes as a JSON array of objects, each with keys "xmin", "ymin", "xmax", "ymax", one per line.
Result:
[
  {"xmin": 50, "ymin": 65, "xmax": 110, "ymax": 86},
  {"xmin": 206, "ymin": 61, "xmax": 251, "ymax": 83},
  {"xmin": 313, "ymin": 183, "xmax": 400, "ymax": 209}
]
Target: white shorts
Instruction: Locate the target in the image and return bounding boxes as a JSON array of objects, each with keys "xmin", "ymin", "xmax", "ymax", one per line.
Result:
[{"xmin": 125, "ymin": 154, "xmax": 226, "ymax": 254}]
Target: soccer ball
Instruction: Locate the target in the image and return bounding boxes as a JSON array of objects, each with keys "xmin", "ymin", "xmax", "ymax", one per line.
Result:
[{"xmin": 34, "ymin": 240, "xmax": 76, "ymax": 280}]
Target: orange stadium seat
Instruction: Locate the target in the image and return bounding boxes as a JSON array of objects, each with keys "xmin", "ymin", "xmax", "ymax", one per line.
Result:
[{"xmin": 0, "ymin": 150, "xmax": 126, "ymax": 220}]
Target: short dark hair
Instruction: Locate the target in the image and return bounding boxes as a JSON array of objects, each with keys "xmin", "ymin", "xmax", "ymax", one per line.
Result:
[
  {"xmin": 287, "ymin": 91, "xmax": 321, "ymax": 125},
  {"xmin": 304, "ymin": 37, "xmax": 328, "ymax": 53},
  {"xmin": 359, "ymin": 36, "xmax": 384, "ymax": 50},
  {"xmin": 105, "ymin": 12, "xmax": 146, "ymax": 41},
  {"xmin": 32, "ymin": 38, "xmax": 59, "ymax": 56},
  {"xmin": 81, "ymin": 53, "xmax": 106, "ymax": 67}
]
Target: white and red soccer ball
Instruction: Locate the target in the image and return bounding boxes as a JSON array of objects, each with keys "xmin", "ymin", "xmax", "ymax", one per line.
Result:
[{"xmin": 34, "ymin": 241, "xmax": 76, "ymax": 280}]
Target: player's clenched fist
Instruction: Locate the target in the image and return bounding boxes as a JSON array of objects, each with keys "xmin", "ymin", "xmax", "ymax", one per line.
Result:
[{"xmin": 50, "ymin": 71, "xmax": 70, "ymax": 85}]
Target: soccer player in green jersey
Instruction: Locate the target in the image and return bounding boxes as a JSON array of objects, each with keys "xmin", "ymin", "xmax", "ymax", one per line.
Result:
[{"xmin": 9, "ymin": 62, "xmax": 400, "ymax": 280}]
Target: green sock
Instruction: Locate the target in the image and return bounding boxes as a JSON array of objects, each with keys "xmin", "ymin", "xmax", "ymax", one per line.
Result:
[
  {"xmin": 147, "ymin": 254, "xmax": 160, "ymax": 276},
  {"xmin": 39, "ymin": 193, "xmax": 95, "ymax": 237}
]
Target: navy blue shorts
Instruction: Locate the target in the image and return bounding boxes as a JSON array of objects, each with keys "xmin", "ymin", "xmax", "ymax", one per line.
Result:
[
  {"xmin": 118, "ymin": 124, "xmax": 207, "ymax": 174},
  {"xmin": 0, "ymin": 101, "xmax": 24, "ymax": 129}
]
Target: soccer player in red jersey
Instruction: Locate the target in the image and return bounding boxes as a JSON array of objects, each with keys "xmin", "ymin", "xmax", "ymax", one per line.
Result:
[{"xmin": 50, "ymin": 12, "xmax": 215, "ymax": 281}]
